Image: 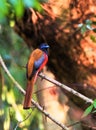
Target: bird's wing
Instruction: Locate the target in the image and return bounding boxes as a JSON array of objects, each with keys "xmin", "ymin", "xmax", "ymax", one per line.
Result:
[
  {"xmin": 34, "ymin": 54, "xmax": 45, "ymax": 69},
  {"xmin": 27, "ymin": 49, "xmax": 44, "ymax": 80}
]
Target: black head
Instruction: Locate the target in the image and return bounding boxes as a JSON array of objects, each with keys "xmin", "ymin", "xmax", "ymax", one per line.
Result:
[{"xmin": 39, "ymin": 43, "xmax": 49, "ymax": 54}]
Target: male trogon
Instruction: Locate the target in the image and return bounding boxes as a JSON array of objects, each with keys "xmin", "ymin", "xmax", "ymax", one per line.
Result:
[{"xmin": 23, "ymin": 43, "xmax": 49, "ymax": 109}]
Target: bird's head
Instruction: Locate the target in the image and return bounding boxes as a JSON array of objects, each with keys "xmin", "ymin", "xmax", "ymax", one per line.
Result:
[{"xmin": 39, "ymin": 43, "xmax": 49, "ymax": 54}]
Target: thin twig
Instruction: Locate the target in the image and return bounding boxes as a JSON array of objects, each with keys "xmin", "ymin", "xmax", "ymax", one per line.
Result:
[
  {"xmin": 14, "ymin": 110, "xmax": 32, "ymax": 130},
  {"xmin": 0, "ymin": 55, "xmax": 69, "ymax": 130},
  {"xmin": 34, "ymin": 86, "xmax": 57, "ymax": 94},
  {"xmin": 67, "ymin": 121, "xmax": 80, "ymax": 128},
  {"xmin": 39, "ymin": 73, "xmax": 93, "ymax": 104}
]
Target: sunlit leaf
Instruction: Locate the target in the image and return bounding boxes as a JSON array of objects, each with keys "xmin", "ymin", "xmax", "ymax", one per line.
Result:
[
  {"xmin": 9, "ymin": 107, "xmax": 15, "ymax": 120},
  {"xmin": 86, "ymin": 24, "xmax": 94, "ymax": 30},
  {"xmin": 83, "ymin": 105, "xmax": 93, "ymax": 117},
  {"xmin": 93, "ymin": 99, "xmax": 96, "ymax": 108},
  {"xmin": 33, "ymin": 0, "xmax": 42, "ymax": 12},
  {"xmin": 78, "ymin": 23, "xmax": 83, "ymax": 28},
  {"xmin": 9, "ymin": 0, "xmax": 24, "ymax": 17},
  {"xmin": 24, "ymin": 0, "xmax": 42, "ymax": 12},
  {"xmin": 15, "ymin": 0, "xmax": 24, "ymax": 17},
  {"xmin": 0, "ymin": 0, "xmax": 8, "ymax": 15},
  {"xmin": 0, "ymin": 0, "xmax": 9, "ymax": 23},
  {"xmin": 24, "ymin": 0, "xmax": 34, "ymax": 7},
  {"xmin": 10, "ymin": 20, "xmax": 15, "ymax": 27},
  {"xmin": 4, "ymin": 107, "xmax": 10, "ymax": 130}
]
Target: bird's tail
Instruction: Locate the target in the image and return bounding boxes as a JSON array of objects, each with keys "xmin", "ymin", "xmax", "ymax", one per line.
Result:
[{"xmin": 23, "ymin": 78, "xmax": 35, "ymax": 109}]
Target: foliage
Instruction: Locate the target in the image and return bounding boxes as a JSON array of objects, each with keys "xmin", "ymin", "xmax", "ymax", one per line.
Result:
[
  {"xmin": 0, "ymin": 24, "xmax": 44, "ymax": 130},
  {"xmin": 83, "ymin": 99, "xmax": 96, "ymax": 117},
  {"xmin": 78, "ymin": 19, "xmax": 96, "ymax": 43},
  {"xmin": 90, "ymin": 35, "xmax": 96, "ymax": 43},
  {"xmin": 78, "ymin": 19, "xmax": 94, "ymax": 34},
  {"xmin": 0, "ymin": 0, "xmax": 42, "ymax": 24}
]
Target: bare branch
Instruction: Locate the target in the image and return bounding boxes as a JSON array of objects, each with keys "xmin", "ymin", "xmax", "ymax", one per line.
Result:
[
  {"xmin": 0, "ymin": 55, "xmax": 69, "ymax": 130},
  {"xmin": 39, "ymin": 73, "xmax": 93, "ymax": 104},
  {"xmin": 0, "ymin": 55, "xmax": 25, "ymax": 95}
]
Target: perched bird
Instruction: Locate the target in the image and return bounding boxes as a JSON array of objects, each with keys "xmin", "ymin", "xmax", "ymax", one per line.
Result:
[{"xmin": 23, "ymin": 43, "xmax": 49, "ymax": 109}]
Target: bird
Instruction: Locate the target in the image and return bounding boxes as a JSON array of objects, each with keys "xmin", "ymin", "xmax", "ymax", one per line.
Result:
[{"xmin": 23, "ymin": 43, "xmax": 49, "ymax": 109}]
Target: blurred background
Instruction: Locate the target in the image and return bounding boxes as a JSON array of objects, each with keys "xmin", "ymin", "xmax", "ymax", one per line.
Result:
[
  {"xmin": 1, "ymin": 0, "xmax": 96, "ymax": 130},
  {"xmin": 0, "ymin": 24, "xmax": 44, "ymax": 130}
]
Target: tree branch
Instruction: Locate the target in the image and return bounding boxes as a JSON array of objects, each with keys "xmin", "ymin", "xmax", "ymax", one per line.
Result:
[
  {"xmin": 39, "ymin": 73, "xmax": 93, "ymax": 104},
  {"xmin": 0, "ymin": 55, "xmax": 69, "ymax": 130}
]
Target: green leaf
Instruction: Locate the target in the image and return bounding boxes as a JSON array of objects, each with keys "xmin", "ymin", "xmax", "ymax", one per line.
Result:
[
  {"xmin": 93, "ymin": 99, "xmax": 96, "ymax": 108},
  {"xmin": 9, "ymin": 0, "xmax": 24, "ymax": 17},
  {"xmin": 85, "ymin": 19, "xmax": 92, "ymax": 25},
  {"xmin": 33, "ymin": 0, "xmax": 42, "ymax": 12},
  {"xmin": 90, "ymin": 35, "xmax": 96, "ymax": 43},
  {"xmin": 81, "ymin": 25, "xmax": 87, "ymax": 34},
  {"xmin": 0, "ymin": 0, "xmax": 9, "ymax": 23},
  {"xmin": 15, "ymin": 0, "xmax": 24, "ymax": 17},
  {"xmin": 78, "ymin": 23, "xmax": 83, "ymax": 28},
  {"xmin": 85, "ymin": 19, "xmax": 94, "ymax": 30},
  {"xmin": 24, "ymin": 0, "xmax": 34, "ymax": 7},
  {"xmin": 83, "ymin": 105, "xmax": 93, "ymax": 117},
  {"xmin": 24, "ymin": 0, "xmax": 42, "ymax": 12},
  {"xmin": 0, "ymin": 0, "xmax": 8, "ymax": 15},
  {"xmin": 4, "ymin": 107, "xmax": 10, "ymax": 130},
  {"xmin": 86, "ymin": 24, "xmax": 93, "ymax": 30}
]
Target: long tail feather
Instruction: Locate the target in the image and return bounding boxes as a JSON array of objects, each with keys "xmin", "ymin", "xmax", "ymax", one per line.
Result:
[{"xmin": 23, "ymin": 78, "xmax": 34, "ymax": 109}]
